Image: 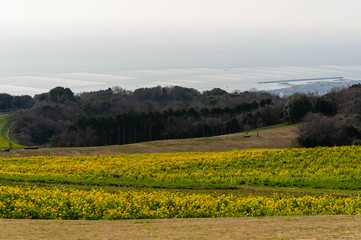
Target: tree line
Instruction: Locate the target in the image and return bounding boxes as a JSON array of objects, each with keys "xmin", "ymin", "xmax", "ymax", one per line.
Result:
[
  {"xmin": 4, "ymin": 84, "xmax": 361, "ymax": 148},
  {"xmin": 0, "ymin": 94, "xmax": 34, "ymax": 112},
  {"xmin": 53, "ymin": 99, "xmax": 274, "ymax": 147},
  {"xmin": 5, "ymin": 86, "xmax": 284, "ymax": 146}
]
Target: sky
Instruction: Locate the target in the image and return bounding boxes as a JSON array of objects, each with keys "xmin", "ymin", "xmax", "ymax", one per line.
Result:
[{"xmin": 1, "ymin": 0, "xmax": 361, "ymax": 95}]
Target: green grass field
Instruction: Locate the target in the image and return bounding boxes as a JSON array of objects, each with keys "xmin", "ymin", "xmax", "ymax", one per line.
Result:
[{"xmin": 0, "ymin": 115, "xmax": 24, "ymax": 149}]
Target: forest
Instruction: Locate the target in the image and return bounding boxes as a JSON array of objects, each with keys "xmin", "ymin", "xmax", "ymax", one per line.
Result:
[{"xmin": 2, "ymin": 84, "xmax": 361, "ymax": 148}]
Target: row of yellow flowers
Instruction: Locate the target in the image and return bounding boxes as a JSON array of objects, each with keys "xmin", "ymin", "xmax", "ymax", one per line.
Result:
[
  {"xmin": 0, "ymin": 146, "xmax": 361, "ymax": 189},
  {"xmin": 0, "ymin": 185, "xmax": 360, "ymax": 220}
]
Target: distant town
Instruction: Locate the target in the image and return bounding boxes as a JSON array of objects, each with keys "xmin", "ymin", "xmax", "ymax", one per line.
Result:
[{"xmin": 266, "ymin": 77, "xmax": 361, "ymax": 97}]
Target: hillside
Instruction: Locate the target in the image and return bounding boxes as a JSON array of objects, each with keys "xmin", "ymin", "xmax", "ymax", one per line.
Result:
[
  {"xmin": 3, "ymin": 86, "xmax": 285, "ymax": 147},
  {"xmin": 5, "ymin": 84, "xmax": 361, "ymax": 149},
  {"xmin": 0, "ymin": 114, "xmax": 24, "ymax": 149},
  {"xmin": 0, "ymin": 124, "xmax": 297, "ymax": 157},
  {"xmin": 2, "ymin": 127, "xmax": 361, "ymax": 240}
]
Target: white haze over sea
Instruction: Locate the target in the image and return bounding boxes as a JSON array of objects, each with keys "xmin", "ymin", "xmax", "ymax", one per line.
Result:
[
  {"xmin": 1, "ymin": 65, "xmax": 361, "ymax": 96},
  {"xmin": 2, "ymin": 1, "xmax": 361, "ymax": 96}
]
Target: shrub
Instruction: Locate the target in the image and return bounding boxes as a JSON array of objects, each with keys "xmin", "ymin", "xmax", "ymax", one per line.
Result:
[{"xmin": 297, "ymin": 113, "xmax": 361, "ymax": 147}]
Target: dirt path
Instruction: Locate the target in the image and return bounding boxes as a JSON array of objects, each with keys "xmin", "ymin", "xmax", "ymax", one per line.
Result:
[{"xmin": 1, "ymin": 215, "xmax": 361, "ymax": 239}]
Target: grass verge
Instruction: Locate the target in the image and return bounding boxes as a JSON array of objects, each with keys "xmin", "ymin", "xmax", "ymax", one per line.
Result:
[
  {"xmin": 1, "ymin": 215, "xmax": 361, "ymax": 240},
  {"xmin": 0, "ymin": 114, "xmax": 24, "ymax": 149}
]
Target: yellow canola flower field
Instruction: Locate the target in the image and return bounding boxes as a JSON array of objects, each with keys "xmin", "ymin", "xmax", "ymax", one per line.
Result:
[
  {"xmin": 1, "ymin": 185, "xmax": 361, "ymax": 220},
  {"xmin": 0, "ymin": 146, "xmax": 361, "ymax": 189}
]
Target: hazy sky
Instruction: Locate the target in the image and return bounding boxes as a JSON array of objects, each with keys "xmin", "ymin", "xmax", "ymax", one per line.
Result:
[{"xmin": 1, "ymin": 0, "xmax": 361, "ymax": 94}]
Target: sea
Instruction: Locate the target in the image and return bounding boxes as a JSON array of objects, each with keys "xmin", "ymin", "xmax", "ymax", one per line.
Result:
[{"xmin": 1, "ymin": 65, "xmax": 361, "ymax": 96}]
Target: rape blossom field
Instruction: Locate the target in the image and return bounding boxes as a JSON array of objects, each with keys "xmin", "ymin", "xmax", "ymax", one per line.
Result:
[
  {"xmin": 1, "ymin": 185, "xmax": 361, "ymax": 220},
  {"xmin": 1, "ymin": 146, "xmax": 361, "ymax": 220},
  {"xmin": 1, "ymin": 146, "xmax": 361, "ymax": 189}
]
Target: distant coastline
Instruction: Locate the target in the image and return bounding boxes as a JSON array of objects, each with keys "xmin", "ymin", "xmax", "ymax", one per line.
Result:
[{"xmin": 258, "ymin": 77, "xmax": 343, "ymax": 84}]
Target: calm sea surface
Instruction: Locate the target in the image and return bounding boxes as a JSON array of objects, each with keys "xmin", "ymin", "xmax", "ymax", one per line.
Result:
[{"xmin": 1, "ymin": 65, "xmax": 361, "ymax": 96}]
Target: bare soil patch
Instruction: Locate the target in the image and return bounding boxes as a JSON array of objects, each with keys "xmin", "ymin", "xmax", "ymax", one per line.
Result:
[{"xmin": 0, "ymin": 215, "xmax": 360, "ymax": 239}]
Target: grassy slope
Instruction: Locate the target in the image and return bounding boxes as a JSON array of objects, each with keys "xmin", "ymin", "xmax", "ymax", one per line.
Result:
[
  {"xmin": 1, "ymin": 124, "xmax": 360, "ymax": 238},
  {"xmin": 0, "ymin": 115, "xmax": 24, "ymax": 149},
  {"xmin": 0, "ymin": 124, "xmax": 298, "ymax": 157}
]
